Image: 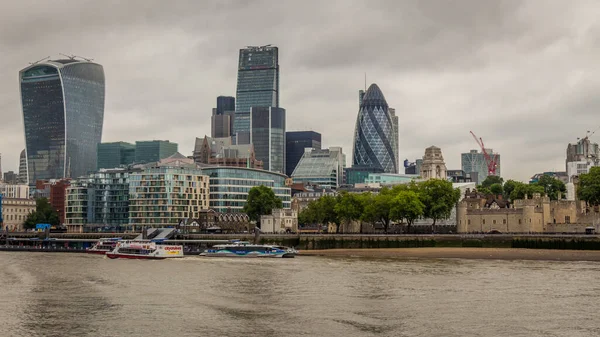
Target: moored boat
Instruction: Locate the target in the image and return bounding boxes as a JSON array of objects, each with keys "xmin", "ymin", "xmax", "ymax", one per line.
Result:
[
  {"xmin": 199, "ymin": 241, "xmax": 298, "ymax": 258},
  {"xmin": 106, "ymin": 240, "xmax": 184, "ymax": 259},
  {"xmin": 87, "ymin": 238, "xmax": 121, "ymax": 254}
]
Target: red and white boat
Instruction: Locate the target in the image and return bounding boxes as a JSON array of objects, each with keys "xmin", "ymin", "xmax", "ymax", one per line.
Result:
[
  {"xmin": 87, "ymin": 238, "xmax": 121, "ymax": 255},
  {"xmin": 106, "ymin": 240, "xmax": 184, "ymax": 259}
]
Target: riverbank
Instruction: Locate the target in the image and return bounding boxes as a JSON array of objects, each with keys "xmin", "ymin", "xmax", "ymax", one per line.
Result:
[{"xmin": 300, "ymin": 247, "xmax": 600, "ymax": 262}]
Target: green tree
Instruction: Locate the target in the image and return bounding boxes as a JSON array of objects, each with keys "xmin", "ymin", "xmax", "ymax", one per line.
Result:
[
  {"xmin": 390, "ymin": 190, "xmax": 424, "ymax": 231},
  {"xmin": 480, "ymin": 175, "xmax": 504, "ymax": 189},
  {"xmin": 243, "ymin": 186, "xmax": 282, "ymax": 227},
  {"xmin": 362, "ymin": 188, "xmax": 394, "ymax": 233},
  {"xmin": 23, "ymin": 198, "xmax": 60, "ymax": 229},
  {"xmin": 419, "ymin": 179, "xmax": 461, "ymax": 228},
  {"xmin": 477, "ymin": 186, "xmax": 493, "ymax": 196},
  {"xmin": 490, "ymin": 183, "xmax": 503, "ymax": 196},
  {"xmin": 503, "ymin": 179, "xmax": 519, "ymax": 200},
  {"xmin": 578, "ymin": 167, "xmax": 600, "ymax": 205},
  {"xmin": 334, "ymin": 192, "xmax": 365, "ymax": 233},
  {"xmin": 509, "ymin": 182, "xmax": 544, "ymax": 200},
  {"xmin": 533, "ymin": 175, "xmax": 566, "ymax": 200}
]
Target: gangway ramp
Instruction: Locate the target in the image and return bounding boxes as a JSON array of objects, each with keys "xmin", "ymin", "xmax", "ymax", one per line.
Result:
[
  {"xmin": 134, "ymin": 228, "xmax": 159, "ymax": 240},
  {"xmin": 152, "ymin": 228, "xmax": 177, "ymax": 241}
]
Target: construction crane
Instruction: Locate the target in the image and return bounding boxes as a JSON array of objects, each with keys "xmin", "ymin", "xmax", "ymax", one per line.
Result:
[{"xmin": 470, "ymin": 131, "xmax": 499, "ymax": 176}]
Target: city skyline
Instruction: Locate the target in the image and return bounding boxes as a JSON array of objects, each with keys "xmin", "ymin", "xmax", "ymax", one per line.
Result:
[{"xmin": 0, "ymin": 1, "xmax": 598, "ymax": 181}]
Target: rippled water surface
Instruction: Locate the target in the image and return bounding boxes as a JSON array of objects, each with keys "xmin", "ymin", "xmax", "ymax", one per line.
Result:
[{"xmin": 1, "ymin": 252, "xmax": 599, "ymax": 337}]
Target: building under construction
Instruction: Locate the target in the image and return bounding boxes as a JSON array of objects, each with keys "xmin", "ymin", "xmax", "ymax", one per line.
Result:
[{"xmin": 461, "ymin": 149, "xmax": 501, "ymax": 184}]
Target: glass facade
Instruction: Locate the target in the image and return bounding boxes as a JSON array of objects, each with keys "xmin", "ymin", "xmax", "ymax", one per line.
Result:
[
  {"xmin": 250, "ymin": 107, "xmax": 285, "ymax": 173},
  {"xmin": 352, "ymin": 83, "xmax": 397, "ymax": 173},
  {"xmin": 201, "ymin": 167, "xmax": 291, "ymax": 213},
  {"xmin": 134, "ymin": 140, "xmax": 178, "ymax": 164},
  {"xmin": 291, "ymin": 147, "xmax": 345, "ymax": 189},
  {"xmin": 97, "ymin": 142, "xmax": 135, "ymax": 170},
  {"xmin": 285, "ymin": 131, "xmax": 322, "ymax": 177},
  {"xmin": 235, "ymin": 45, "xmax": 279, "ymax": 113},
  {"xmin": 233, "ymin": 111, "xmax": 251, "ymax": 135},
  {"xmin": 65, "ymin": 169, "xmax": 133, "ymax": 227},
  {"xmin": 20, "ymin": 60, "xmax": 105, "ymax": 184},
  {"xmin": 216, "ymin": 96, "xmax": 235, "ymax": 115}
]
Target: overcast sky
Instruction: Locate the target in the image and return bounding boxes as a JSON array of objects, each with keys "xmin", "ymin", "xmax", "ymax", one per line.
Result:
[{"xmin": 1, "ymin": 0, "xmax": 598, "ymax": 181}]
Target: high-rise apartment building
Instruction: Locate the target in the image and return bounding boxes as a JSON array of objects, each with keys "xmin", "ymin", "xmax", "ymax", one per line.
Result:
[
  {"xmin": 352, "ymin": 84, "xmax": 397, "ymax": 173},
  {"xmin": 285, "ymin": 131, "xmax": 322, "ymax": 177},
  {"xmin": 97, "ymin": 142, "xmax": 136, "ymax": 170},
  {"xmin": 134, "ymin": 140, "xmax": 178, "ymax": 164},
  {"xmin": 250, "ymin": 107, "xmax": 286, "ymax": 173},
  {"xmin": 20, "ymin": 58, "xmax": 105, "ymax": 185},
  {"xmin": 65, "ymin": 169, "xmax": 134, "ymax": 232},
  {"xmin": 461, "ymin": 149, "xmax": 501, "ymax": 184},
  {"xmin": 234, "ymin": 45, "xmax": 279, "ymax": 135}
]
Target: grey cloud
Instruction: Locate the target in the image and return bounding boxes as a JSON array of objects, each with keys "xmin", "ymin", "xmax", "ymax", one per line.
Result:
[{"xmin": 0, "ymin": 0, "xmax": 599, "ymax": 181}]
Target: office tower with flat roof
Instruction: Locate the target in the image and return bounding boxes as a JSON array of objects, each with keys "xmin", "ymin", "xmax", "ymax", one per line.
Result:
[
  {"xmin": 234, "ymin": 45, "xmax": 279, "ymax": 135},
  {"xmin": 216, "ymin": 96, "xmax": 235, "ymax": 116},
  {"xmin": 291, "ymin": 147, "xmax": 345, "ymax": 189},
  {"xmin": 97, "ymin": 142, "xmax": 136, "ymax": 170},
  {"xmin": 352, "ymin": 83, "xmax": 397, "ymax": 173},
  {"xmin": 20, "ymin": 58, "xmax": 105, "ymax": 185},
  {"xmin": 212, "ymin": 96, "xmax": 236, "ymax": 138},
  {"xmin": 250, "ymin": 107, "xmax": 285, "ymax": 174},
  {"xmin": 285, "ymin": 131, "xmax": 322, "ymax": 177},
  {"xmin": 134, "ymin": 140, "xmax": 178, "ymax": 164}
]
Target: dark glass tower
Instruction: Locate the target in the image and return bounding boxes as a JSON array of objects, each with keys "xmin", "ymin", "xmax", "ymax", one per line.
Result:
[
  {"xmin": 250, "ymin": 107, "xmax": 286, "ymax": 174},
  {"xmin": 215, "ymin": 96, "xmax": 235, "ymax": 116},
  {"xmin": 235, "ymin": 45, "xmax": 279, "ymax": 134},
  {"xmin": 20, "ymin": 59, "xmax": 105, "ymax": 184},
  {"xmin": 352, "ymin": 83, "xmax": 397, "ymax": 173},
  {"xmin": 285, "ymin": 131, "xmax": 322, "ymax": 177}
]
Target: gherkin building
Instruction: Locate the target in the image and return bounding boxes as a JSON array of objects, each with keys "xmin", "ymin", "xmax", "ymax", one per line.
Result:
[{"xmin": 352, "ymin": 83, "xmax": 397, "ymax": 173}]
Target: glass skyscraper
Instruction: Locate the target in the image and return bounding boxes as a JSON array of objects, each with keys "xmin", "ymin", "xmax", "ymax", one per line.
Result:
[
  {"xmin": 20, "ymin": 58, "xmax": 105, "ymax": 184},
  {"xmin": 352, "ymin": 83, "xmax": 397, "ymax": 173},
  {"xmin": 234, "ymin": 45, "xmax": 279, "ymax": 134},
  {"xmin": 97, "ymin": 142, "xmax": 136, "ymax": 170},
  {"xmin": 285, "ymin": 131, "xmax": 322, "ymax": 177},
  {"xmin": 250, "ymin": 107, "xmax": 286, "ymax": 174},
  {"xmin": 134, "ymin": 140, "xmax": 178, "ymax": 164}
]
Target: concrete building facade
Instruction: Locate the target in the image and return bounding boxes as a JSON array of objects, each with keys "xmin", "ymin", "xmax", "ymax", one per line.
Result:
[
  {"xmin": 1, "ymin": 198, "xmax": 36, "ymax": 231},
  {"xmin": 420, "ymin": 146, "xmax": 447, "ymax": 180},
  {"xmin": 260, "ymin": 208, "xmax": 298, "ymax": 233}
]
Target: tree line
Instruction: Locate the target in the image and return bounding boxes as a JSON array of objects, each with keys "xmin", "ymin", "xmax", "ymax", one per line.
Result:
[
  {"xmin": 299, "ymin": 179, "xmax": 461, "ymax": 233},
  {"xmin": 476, "ymin": 175, "xmax": 567, "ymax": 201}
]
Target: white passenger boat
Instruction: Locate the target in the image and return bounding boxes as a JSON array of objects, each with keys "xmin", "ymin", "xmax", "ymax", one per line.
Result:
[
  {"xmin": 87, "ymin": 238, "xmax": 121, "ymax": 255},
  {"xmin": 199, "ymin": 241, "xmax": 298, "ymax": 258},
  {"xmin": 106, "ymin": 240, "xmax": 184, "ymax": 259}
]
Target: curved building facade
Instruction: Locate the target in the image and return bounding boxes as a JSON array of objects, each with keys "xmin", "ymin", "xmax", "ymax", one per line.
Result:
[
  {"xmin": 352, "ymin": 83, "xmax": 397, "ymax": 173},
  {"xmin": 20, "ymin": 59, "xmax": 105, "ymax": 185}
]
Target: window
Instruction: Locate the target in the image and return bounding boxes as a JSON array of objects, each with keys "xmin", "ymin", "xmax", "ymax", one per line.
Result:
[
  {"xmin": 493, "ymin": 220, "xmax": 496, "ymax": 225},
  {"xmin": 483, "ymin": 219, "xmax": 485, "ymax": 225},
  {"xmin": 519, "ymin": 219, "xmax": 522, "ymax": 225},
  {"xmin": 565, "ymin": 216, "xmax": 571, "ymax": 224},
  {"xmin": 503, "ymin": 219, "xmax": 506, "ymax": 225},
  {"xmin": 468, "ymin": 220, "xmax": 471, "ymax": 225}
]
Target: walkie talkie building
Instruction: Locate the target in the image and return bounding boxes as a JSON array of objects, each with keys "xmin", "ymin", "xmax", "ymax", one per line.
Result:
[{"xmin": 20, "ymin": 58, "xmax": 105, "ymax": 185}]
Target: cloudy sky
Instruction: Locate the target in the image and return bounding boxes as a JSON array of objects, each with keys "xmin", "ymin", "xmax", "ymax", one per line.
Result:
[{"xmin": 0, "ymin": 0, "xmax": 598, "ymax": 181}]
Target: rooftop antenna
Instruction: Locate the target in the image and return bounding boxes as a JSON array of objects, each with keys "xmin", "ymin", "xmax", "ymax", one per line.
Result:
[
  {"xmin": 59, "ymin": 53, "xmax": 76, "ymax": 60},
  {"xmin": 74, "ymin": 55, "xmax": 94, "ymax": 62},
  {"xmin": 29, "ymin": 56, "xmax": 50, "ymax": 65}
]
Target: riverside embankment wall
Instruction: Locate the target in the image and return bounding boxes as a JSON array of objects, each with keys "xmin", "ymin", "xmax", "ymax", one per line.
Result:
[{"xmin": 8, "ymin": 233, "xmax": 600, "ymax": 251}]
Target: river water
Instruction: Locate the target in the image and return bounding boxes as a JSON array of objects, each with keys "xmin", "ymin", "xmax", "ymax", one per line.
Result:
[{"xmin": 0, "ymin": 252, "xmax": 599, "ymax": 337}]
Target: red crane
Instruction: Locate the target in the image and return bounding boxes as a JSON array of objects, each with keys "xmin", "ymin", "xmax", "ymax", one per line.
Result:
[{"xmin": 470, "ymin": 131, "xmax": 498, "ymax": 176}]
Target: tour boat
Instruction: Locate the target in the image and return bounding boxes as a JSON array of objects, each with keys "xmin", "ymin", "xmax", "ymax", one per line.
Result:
[
  {"xmin": 199, "ymin": 241, "xmax": 298, "ymax": 258},
  {"xmin": 106, "ymin": 240, "xmax": 184, "ymax": 259},
  {"xmin": 87, "ymin": 238, "xmax": 121, "ymax": 254}
]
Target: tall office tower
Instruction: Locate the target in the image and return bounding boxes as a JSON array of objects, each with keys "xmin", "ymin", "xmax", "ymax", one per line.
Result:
[
  {"xmin": 352, "ymin": 83, "xmax": 397, "ymax": 173},
  {"xmin": 134, "ymin": 140, "xmax": 178, "ymax": 164},
  {"xmin": 461, "ymin": 149, "xmax": 501, "ymax": 184},
  {"xmin": 97, "ymin": 142, "xmax": 136, "ymax": 170},
  {"xmin": 250, "ymin": 107, "xmax": 286, "ymax": 173},
  {"xmin": 18, "ymin": 149, "xmax": 27, "ymax": 184},
  {"xmin": 215, "ymin": 96, "xmax": 235, "ymax": 116},
  {"xmin": 285, "ymin": 131, "xmax": 322, "ymax": 177},
  {"xmin": 212, "ymin": 96, "xmax": 236, "ymax": 138},
  {"xmin": 388, "ymin": 108, "xmax": 399, "ymax": 172},
  {"xmin": 20, "ymin": 58, "xmax": 105, "ymax": 184},
  {"xmin": 0, "ymin": 153, "xmax": 2, "ymax": 181},
  {"xmin": 234, "ymin": 45, "xmax": 279, "ymax": 135}
]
